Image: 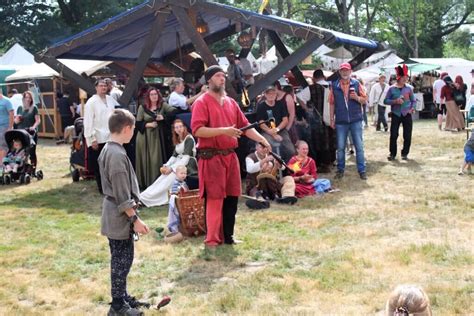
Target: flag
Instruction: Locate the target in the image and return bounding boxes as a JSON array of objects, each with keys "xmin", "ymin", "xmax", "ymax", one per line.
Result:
[{"xmin": 258, "ymin": 0, "xmax": 270, "ymax": 14}]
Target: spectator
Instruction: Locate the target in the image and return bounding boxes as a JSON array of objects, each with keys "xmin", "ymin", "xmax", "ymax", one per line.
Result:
[
  {"xmin": 238, "ymin": 55, "xmax": 254, "ymax": 86},
  {"xmin": 8, "ymin": 88, "xmax": 22, "ymax": 115},
  {"xmin": 453, "ymin": 75, "xmax": 468, "ymax": 110},
  {"xmin": 288, "ymin": 140, "xmax": 333, "ymax": 198},
  {"xmin": 458, "ymin": 129, "xmax": 474, "ymax": 175},
  {"xmin": 135, "ymin": 88, "xmax": 175, "ymax": 189},
  {"xmin": 329, "ymin": 62, "xmax": 368, "ymax": 180},
  {"xmin": 140, "ymin": 119, "xmax": 197, "ymax": 207},
  {"xmin": 369, "ymin": 73, "xmax": 390, "ymax": 132},
  {"xmin": 83, "ymin": 79, "xmax": 119, "ymax": 193},
  {"xmin": 57, "ymin": 91, "xmax": 75, "ymax": 135},
  {"xmin": 384, "ymin": 65, "xmax": 416, "ymax": 161},
  {"xmin": 15, "ymin": 91, "xmax": 40, "ymax": 167},
  {"xmin": 245, "ymin": 142, "xmax": 297, "ymax": 204},
  {"xmin": 275, "ymin": 79, "xmax": 298, "ymax": 144},
  {"xmin": 168, "ymin": 78, "xmax": 207, "ymax": 112},
  {"xmin": 441, "ymin": 76, "xmax": 465, "ymax": 132},
  {"xmin": 225, "ymin": 48, "xmax": 245, "ymax": 101},
  {"xmin": 385, "ymin": 285, "xmax": 432, "ymax": 316},
  {"xmin": 433, "ymin": 72, "xmax": 447, "ymax": 130},
  {"xmin": 256, "ymin": 85, "xmax": 295, "ymax": 162},
  {"xmin": 105, "ymin": 78, "xmax": 123, "ymax": 103},
  {"xmin": 0, "ymin": 90, "xmax": 14, "ymax": 162}
]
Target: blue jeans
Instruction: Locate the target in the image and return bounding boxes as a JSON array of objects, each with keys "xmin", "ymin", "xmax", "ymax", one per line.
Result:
[{"xmin": 336, "ymin": 121, "xmax": 366, "ymax": 173}]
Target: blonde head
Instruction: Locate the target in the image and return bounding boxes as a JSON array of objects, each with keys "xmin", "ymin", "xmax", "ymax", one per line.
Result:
[{"xmin": 386, "ymin": 285, "xmax": 432, "ymax": 316}]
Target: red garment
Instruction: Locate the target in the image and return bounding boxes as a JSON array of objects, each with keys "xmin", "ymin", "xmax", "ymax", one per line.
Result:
[
  {"xmin": 288, "ymin": 156, "xmax": 317, "ymax": 198},
  {"xmin": 205, "ymin": 198, "xmax": 224, "ymax": 246},
  {"xmin": 440, "ymin": 85, "xmax": 454, "ymax": 102},
  {"xmin": 191, "ymin": 93, "xmax": 249, "ymax": 199}
]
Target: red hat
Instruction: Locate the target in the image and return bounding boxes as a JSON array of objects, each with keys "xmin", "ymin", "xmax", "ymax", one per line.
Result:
[
  {"xmin": 440, "ymin": 71, "xmax": 448, "ymax": 79},
  {"xmin": 395, "ymin": 64, "xmax": 409, "ymax": 80},
  {"xmin": 339, "ymin": 62, "xmax": 352, "ymax": 70}
]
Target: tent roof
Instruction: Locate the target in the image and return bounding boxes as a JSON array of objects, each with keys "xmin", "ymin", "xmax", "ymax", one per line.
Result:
[
  {"xmin": 0, "ymin": 43, "xmax": 36, "ymax": 67},
  {"xmin": 408, "ymin": 58, "xmax": 474, "ymax": 67},
  {"xmin": 6, "ymin": 59, "xmax": 111, "ymax": 81},
  {"xmin": 44, "ymin": 0, "xmax": 379, "ymax": 62},
  {"xmin": 324, "ymin": 46, "xmax": 353, "ymax": 59}
]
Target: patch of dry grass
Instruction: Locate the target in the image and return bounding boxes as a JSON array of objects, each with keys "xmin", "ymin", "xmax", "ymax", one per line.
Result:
[{"xmin": 0, "ymin": 120, "xmax": 472, "ymax": 314}]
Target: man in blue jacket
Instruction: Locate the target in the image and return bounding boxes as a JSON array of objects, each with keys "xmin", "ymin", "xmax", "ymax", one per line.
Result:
[{"xmin": 329, "ymin": 63, "xmax": 368, "ymax": 180}]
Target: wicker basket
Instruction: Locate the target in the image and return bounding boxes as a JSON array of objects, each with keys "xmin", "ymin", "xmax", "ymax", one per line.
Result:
[{"xmin": 176, "ymin": 189, "xmax": 206, "ymax": 237}]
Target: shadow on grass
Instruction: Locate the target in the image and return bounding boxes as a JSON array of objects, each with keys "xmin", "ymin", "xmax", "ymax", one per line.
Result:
[{"xmin": 2, "ymin": 181, "xmax": 105, "ymax": 216}]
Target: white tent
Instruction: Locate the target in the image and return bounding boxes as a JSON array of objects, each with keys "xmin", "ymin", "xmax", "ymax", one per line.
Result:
[
  {"xmin": 364, "ymin": 50, "xmax": 404, "ymax": 68},
  {"xmin": 256, "ymin": 46, "xmax": 289, "ymax": 75},
  {"xmin": 408, "ymin": 58, "xmax": 474, "ymax": 88},
  {"xmin": 6, "ymin": 59, "xmax": 111, "ymax": 81},
  {"xmin": 0, "ymin": 43, "xmax": 36, "ymax": 68}
]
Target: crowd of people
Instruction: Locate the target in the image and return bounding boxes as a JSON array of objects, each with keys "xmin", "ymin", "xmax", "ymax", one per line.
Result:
[{"xmin": 1, "ymin": 52, "xmax": 472, "ymax": 314}]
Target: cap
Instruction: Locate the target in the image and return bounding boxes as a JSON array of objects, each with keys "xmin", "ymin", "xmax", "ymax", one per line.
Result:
[
  {"xmin": 339, "ymin": 62, "xmax": 352, "ymax": 70},
  {"xmin": 264, "ymin": 85, "xmax": 277, "ymax": 93}
]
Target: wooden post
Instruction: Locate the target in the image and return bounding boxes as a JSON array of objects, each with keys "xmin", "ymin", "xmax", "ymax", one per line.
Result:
[
  {"xmin": 34, "ymin": 53, "xmax": 96, "ymax": 96},
  {"xmin": 248, "ymin": 37, "xmax": 325, "ymax": 100},
  {"xmin": 118, "ymin": 10, "xmax": 170, "ymax": 107}
]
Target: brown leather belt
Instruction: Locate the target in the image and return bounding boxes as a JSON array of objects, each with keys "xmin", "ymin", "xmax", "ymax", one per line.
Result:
[{"xmin": 197, "ymin": 148, "xmax": 235, "ymax": 160}]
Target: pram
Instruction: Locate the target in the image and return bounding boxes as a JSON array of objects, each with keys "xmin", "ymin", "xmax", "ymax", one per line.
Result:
[
  {"xmin": 70, "ymin": 117, "xmax": 94, "ymax": 182},
  {"xmin": 0, "ymin": 129, "xmax": 43, "ymax": 185}
]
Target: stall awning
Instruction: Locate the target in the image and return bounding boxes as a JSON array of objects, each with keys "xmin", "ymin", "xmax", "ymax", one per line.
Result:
[{"xmin": 44, "ymin": 0, "xmax": 379, "ymax": 62}]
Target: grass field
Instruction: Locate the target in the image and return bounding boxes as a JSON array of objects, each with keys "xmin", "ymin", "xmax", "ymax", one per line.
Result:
[{"xmin": 0, "ymin": 120, "xmax": 473, "ymax": 315}]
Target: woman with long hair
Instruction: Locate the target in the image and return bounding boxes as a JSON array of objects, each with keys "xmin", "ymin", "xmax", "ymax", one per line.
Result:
[
  {"xmin": 441, "ymin": 76, "xmax": 465, "ymax": 131},
  {"xmin": 135, "ymin": 87, "xmax": 175, "ymax": 189},
  {"xmin": 139, "ymin": 119, "xmax": 197, "ymax": 207},
  {"xmin": 14, "ymin": 91, "xmax": 41, "ymax": 166},
  {"xmin": 453, "ymin": 75, "xmax": 468, "ymax": 110}
]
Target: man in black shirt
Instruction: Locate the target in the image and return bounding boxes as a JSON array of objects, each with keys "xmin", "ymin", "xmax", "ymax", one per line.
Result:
[
  {"xmin": 256, "ymin": 85, "xmax": 295, "ymax": 162},
  {"xmin": 57, "ymin": 91, "xmax": 75, "ymax": 135}
]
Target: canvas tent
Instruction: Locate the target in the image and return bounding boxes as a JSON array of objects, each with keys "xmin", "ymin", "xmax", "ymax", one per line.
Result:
[
  {"xmin": 0, "ymin": 43, "xmax": 37, "ymax": 93},
  {"xmin": 37, "ymin": 0, "xmax": 382, "ymax": 104}
]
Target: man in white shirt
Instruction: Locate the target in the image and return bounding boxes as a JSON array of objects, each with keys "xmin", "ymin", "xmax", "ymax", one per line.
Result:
[
  {"xmin": 237, "ymin": 56, "xmax": 254, "ymax": 86},
  {"xmin": 433, "ymin": 72, "xmax": 447, "ymax": 130},
  {"xmin": 84, "ymin": 79, "xmax": 119, "ymax": 193},
  {"xmin": 168, "ymin": 78, "xmax": 206, "ymax": 111},
  {"xmin": 369, "ymin": 74, "xmax": 390, "ymax": 131},
  {"xmin": 245, "ymin": 142, "xmax": 296, "ymax": 205}
]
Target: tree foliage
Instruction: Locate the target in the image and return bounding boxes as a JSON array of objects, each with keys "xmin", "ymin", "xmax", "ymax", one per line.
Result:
[{"xmin": 0, "ymin": 0, "xmax": 472, "ymax": 59}]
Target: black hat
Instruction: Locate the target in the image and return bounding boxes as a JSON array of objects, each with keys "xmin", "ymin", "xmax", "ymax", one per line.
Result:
[
  {"xmin": 443, "ymin": 76, "xmax": 453, "ymax": 84},
  {"xmin": 313, "ymin": 69, "xmax": 324, "ymax": 79},
  {"xmin": 205, "ymin": 65, "xmax": 225, "ymax": 82},
  {"xmin": 471, "ymin": 69, "xmax": 474, "ymax": 73}
]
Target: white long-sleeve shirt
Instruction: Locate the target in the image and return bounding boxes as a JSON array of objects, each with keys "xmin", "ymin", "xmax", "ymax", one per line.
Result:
[
  {"xmin": 83, "ymin": 94, "xmax": 117, "ymax": 146},
  {"xmin": 369, "ymin": 82, "xmax": 390, "ymax": 107},
  {"xmin": 168, "ymin": 91, "xmax": 188, "ymax": 111}
]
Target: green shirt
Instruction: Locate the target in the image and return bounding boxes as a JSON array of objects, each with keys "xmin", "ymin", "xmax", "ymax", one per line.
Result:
[{"xmin": 17, "ymin": 106, "xmax": 39, "ymax": 130}]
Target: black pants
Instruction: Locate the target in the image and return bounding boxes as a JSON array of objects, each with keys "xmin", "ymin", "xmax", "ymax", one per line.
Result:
[
  {"xmin": 87, "ymin": 143, "xmax": 105, "ymax": 193},
  {"xmin": 376, "ymin": 105, "xmax": 388, "ymax": 130},
  {"xmin": 390, "ymin": 113, "xmax": 412, "ymax": 157},
  {"xmin": 222, "ymin": 196, "xmax": 238, "ymax": 244},
  {"xmin": 108, "ymin": 238, "xmax": 134, "ymax": 304},
  {"xmin": 30, "ymin": 133, "xmax": 38, "ymax": 167}
]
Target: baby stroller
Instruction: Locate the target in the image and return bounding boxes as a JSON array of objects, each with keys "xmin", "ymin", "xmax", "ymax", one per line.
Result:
[
  {"xmin": 70, "ymin": 117, "xmax": 94, "ymax": 182},
  {"xmin": 0, "ymin": 129, "xmax": 43, "ymax": 185}
]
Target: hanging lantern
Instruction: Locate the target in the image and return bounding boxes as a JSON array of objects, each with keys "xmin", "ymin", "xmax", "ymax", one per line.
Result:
[
  {"xmin": 237, "ymin": 31, "xmax": 253, "ymax": 49},
  {"xmin": 196, "ymin": 14, "xmax": 208, "ymax": 35}
]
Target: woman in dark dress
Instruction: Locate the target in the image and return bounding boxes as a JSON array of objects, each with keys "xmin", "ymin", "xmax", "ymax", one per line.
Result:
[{"xmin": 14, "ymin": 91, "xmax": 41, "ymax": 166}]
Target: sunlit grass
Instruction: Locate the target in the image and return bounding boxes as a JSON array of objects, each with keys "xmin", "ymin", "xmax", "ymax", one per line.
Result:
[{"xmin": 0, "ymin": 120, "xmax": 472, "ymax": 314}]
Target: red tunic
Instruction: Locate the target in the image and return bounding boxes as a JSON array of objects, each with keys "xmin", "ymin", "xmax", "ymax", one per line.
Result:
[
  {"xmin": 191, "ymin": 93, "xmax": 249, "ymax": 199},
  {"xmin": 288, "ymin": 156, "xmax": 317, "ymax": 198}
]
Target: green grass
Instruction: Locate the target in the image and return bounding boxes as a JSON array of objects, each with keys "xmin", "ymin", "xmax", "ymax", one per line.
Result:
[{"xmin": 0, "ymin": 120, "xmax": 473, "ymax": 314}]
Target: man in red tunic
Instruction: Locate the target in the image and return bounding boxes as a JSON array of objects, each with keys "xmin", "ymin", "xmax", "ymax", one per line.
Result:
[{"xmin": 191, "ymin": 65, "xmax": 270, "ymax": 247}]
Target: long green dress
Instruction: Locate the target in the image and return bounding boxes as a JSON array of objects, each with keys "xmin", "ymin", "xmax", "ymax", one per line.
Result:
[{"xmin": 135, "ymin": 103, "xmax": 174, "ymax": 189}]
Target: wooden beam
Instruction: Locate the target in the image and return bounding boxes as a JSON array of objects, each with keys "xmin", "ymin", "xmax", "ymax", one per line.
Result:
[
  {"xmin": 45, "ymin": 1, "xmax": 166, "ymax": 58},
  {"xmin": 34, "ymin": 53, "xmax": 96, "ymax": 96},
  {"xmin": 119, "ymin": 10, "xmax": 170, "ymax": 106},
  {"xmin": 248, "ymin": 37, "xmax": 325, "ymax": 100},
  {"xmin": 172, "ymin": 5, "xmax": 239, "ymax": 100},
  {"xmin": 326, "ymin": 47, "xmax": 378, "ymax": 81},
  {"xmin": 162, "ymin": 0, "xmax": 330, "ymax": 41},
  {"xmin": 267, "ymin": 30, "xmax": 308, "ymax": 88},
  {"xmin": 172, "ymin": 6, "xmax": 217, "ymax": 67}
]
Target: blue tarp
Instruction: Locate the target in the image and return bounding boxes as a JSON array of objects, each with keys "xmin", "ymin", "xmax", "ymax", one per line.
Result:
[{"xmin": 48, "ymin": 0, "xmax": 378, "ymax": 62}]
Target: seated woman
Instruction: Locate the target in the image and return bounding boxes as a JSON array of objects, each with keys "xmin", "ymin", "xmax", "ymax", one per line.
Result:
[
  {"xmin": 288, "ymin": 140, "xmax": 333, "ymax": 198},
  {"xmin": 140, "ymin": 119, "xmax": 197, "ymax": 207}
]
